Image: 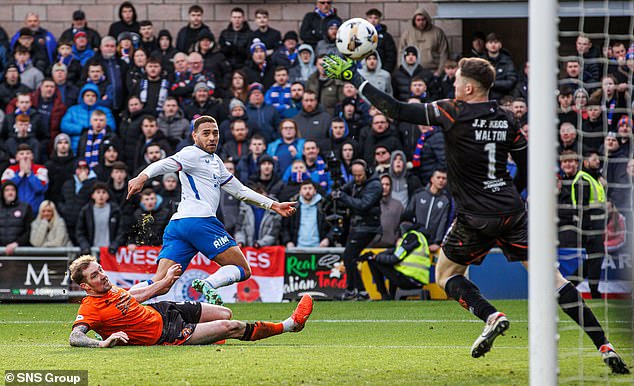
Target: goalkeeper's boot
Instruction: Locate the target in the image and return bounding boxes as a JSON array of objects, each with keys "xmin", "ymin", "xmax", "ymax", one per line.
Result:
[
  {"xmin": 600, "ymin": 343, "xmax": 630, "ymax": 374},
  {"xmin": 471, "ymin": 312, "xmax": 509, "ymax": 358},
  {"xmin": 289, "ymin": 294, "xmax": 314, "ymax": 332},
  {"xmin": 192, "ymin": 279, "xmax": 224, "ymax": 306}
]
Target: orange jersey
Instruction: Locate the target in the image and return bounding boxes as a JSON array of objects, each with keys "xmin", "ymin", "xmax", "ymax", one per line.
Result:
[{"xmin": 72, "ymin": 286, "xmax": 163, "ymax": 345}]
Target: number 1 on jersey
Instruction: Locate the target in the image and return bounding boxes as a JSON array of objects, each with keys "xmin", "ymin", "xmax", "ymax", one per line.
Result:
[{"xmin": 484, "ymin": 142, "xmax": 496, "ymax": 179}]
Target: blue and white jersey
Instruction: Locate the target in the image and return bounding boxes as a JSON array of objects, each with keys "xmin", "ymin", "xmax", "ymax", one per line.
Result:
[{"xmin": 141, "ymin": 145, "xmax": 274, "ymax": 220}]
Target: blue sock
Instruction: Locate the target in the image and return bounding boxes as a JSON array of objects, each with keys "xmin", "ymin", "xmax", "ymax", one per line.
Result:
[{"xmin": 205, "ymin": 265, "xmax": 246, "ymax": 288}]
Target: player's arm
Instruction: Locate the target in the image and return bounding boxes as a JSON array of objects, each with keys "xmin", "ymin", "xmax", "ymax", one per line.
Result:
[
  {"xmin": 128, "ymin": 264, "xmax": 182, "ymax": 303},
  {"xmin": 127, "ymin": 157, "xmax": 182, "ymax": 199},
  {"xmin": 69, "ymin": 324, "xmax": 129, "ymax": 348},
  {"xmin": 221, "ymin": 176, "xmax": 297, "ymax": 217},
  {"xmin": 322, "ymin": 55, "xmax": 442, "ymax": 126}
]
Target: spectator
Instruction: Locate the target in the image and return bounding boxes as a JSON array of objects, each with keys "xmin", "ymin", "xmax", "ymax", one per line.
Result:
[
  {"xmin": 315, "ymin": 19, "xmax": 340, "ymax": 57},
  {"xmin": 2, "ymin": 92, "xmax": 49, "ymax": 156},
  {"xmin": 13, "ymin": 27, "xmax": 49, "ymax": 74},
  {"xmin": 265, "ymin": 66, "xmax": 292, "ymax": 116},
  {"xmin": 76, "ymin": 182, "xmax": 125, "ymax": 255},
  {"xmin": 278, "ymin": 159, "xmax": 311, "ymax": 202},
  {"xmin": 360, "ymin": 113, "xmax": 402, "ymax": 165},
  {"xmin": 4, "ymin": 115, "xmax": 42, "ymax": 163},
  {"xmin": 220, "ymin": 119, "xmax": 250, "ymax": 162},
  {"xmin": 616, "ymin": 116, "xmax": 632, "ymax": 154},
  {"xmin": 575, "ymin": 34, "xmax": 601, "ymax": 86},
  {"xmin": 84, "ymin": 62, "xmax": 114, "ymax": 109},
  {"xmin": 557, "ymin": 85, "xmax": 577, "ymax": 125},
  {"xmin": 485, "ymin": 33, "xmax": 518, "ymax": 101},
  {"xmin": 365, "ymin": 8, "xmax": 397, "ymax": 74},
  {"xmin": 11, "ymin": 13, "xmax": 56, "ymax": 65},
  {"xmin": 77, "ymin": 110, "xmax": 119, "ymax": 170},
  {"xmin": 387, "ymin": 150, "xmax": 422, "ymax": 208},
  {"xmin": 227, "ymin": 69, "xmax": 249, "ymax": 103},
  {"xmin": 138, "ymin": 20, "xmax": 157, "ymax": 54},
  {"xmin": 134, "ymin": 115, "xmax": 172, "ymax": 172},
  {"xmin": 599, "ymin": 74, "xmax": 628, "ymax": 131},
  {"xmin": 282, "ymin": 180, "xmax": 330, "ymax": 248},
  {"xmin": 1, "ymin": 144, "xmax": 48, "ymax": 212},
  {"xmin": 107, "ymin": 161, "xmax": 129, "ymax": 209},
  {"xmin": 300, "ymin": 140, "xmax": 330, "ymax": 191},
  {"xmin": 176, "ymin": 5, "xmax": 212, "ymax": 54},
  {"xmin": 398, "ymin": 8, "xmax": 449, "ymax": 75},
  {"xmin": 235, "ymin": 182, "xmax": 282, "ymax": 248},
  {"xmin": 289, "ymin": 44, "xmax": 316, "ymax": 85},
  {"xmin": 93, "ymin": 36, "xmax": 128, "ymax": 112},
  {"xmin": 195, "ymin": 30, "xmax": 232, "ymax": 92},
  {"xmin": 319, "ymin": 117, "xmax": 352, "ymax": 156},
  {"xmin": 369, "ymin": 174, "xmax": 404, "ymax": 247},
  {"xmin": 134, "ymin": 142, "xmax": 167, "ymax": 191},
  {"xmin": 52, "ymin": 63, "xmax": 79, "ymax": 108},
  {"xmin": 573, "ymin": 88, "xmax": 589, "ymax": 120},
  {"xmin": 271, "ymin": 31, "xmax": 300, "ymax": 69},
  {"xmin": 219, "ymin": 97, "xmax": 249, "ymax": 140},
  {"xmin": 120, "ymin": 96, "xmax": 151, "ymax": 165},
  {"xmin": 0, "ymin": 180, "xmax": 33, "ymax": 253},
  {"xmin": 251, "ymin": 9, "xmax": 282, "ymax": 57},
  {"xmin": 44, "ymin": 133, "xmax": 75, "ymax": 203},
  {"xmin": 182, "ymin": 82, "xmax": 226, "ymax": 123},
  {"xmin": 59, "ymin": 10, "xmax": 101, "ymax": 52},
  {"xmin": 607, "ymin": 41, "xmax": 629, "ymax": 87},
  {"xmin": 130, "ymin": 57, "xmax": 170, "ymax": 115},
  {"xmin": 71, "ymin": 30, "xmax": 95, "ymax": 66},
  {"xmin": 245, "ymin": 83, "xmax": 280, "ymax": 143},
  {"xmin": 243, "ymin": 39, "xmax": 275, "ymax": 89},
  {"xmin": 157, "ymin": 172, "xmax": 180, "ymax": 215},
  {"xmin": 359, "ymin": 52, "xmax": 393, "ymax": 96},
  {"xmin": 582, "ymin": 95, "xmax": 605, "ymax": 152},
  {"xmin": 248, "ymin": 154, "xmax": 284, "ymax": 198},
  {"xmin": 307, "ymin": 55, "xmax": 343, "ymax": 116},
  {"xmin": 219, "ymin": 7, "xmax": 252, "ymax": 70},
  {"xmin": 512, "ymin": 97, "xmax": 528, "ymax": 126},
  {"xmin": 267, "ymin": 119, "xmax": 306, "ymax": 175},
  {"xmin": 602, "ymin": 132, "xmax": 630, "ymax": 214},
  {"xmin": 93, "ymin": 139, "xmax": 121, "ymax": 182},
  {"xmin": 151, "ymin": 30, "xmax": 176, "ymax": 74},
  {"xmin": 284, "ymin": 81, "xmax": 304, "ymax": 119},
  {"xmin": 237, "ymin": 134, "xmax": 267, "ymax": 183},
  {"xmin": 171, "ymin": 52, "xmax": 218, "ymax": 105},
  {"xmin": 392, "ymin": 46, "xmax": 435, "ymax": 102},
  {"xmin": 56, "ymin": 41, "xmax": 82, "ymax": 85},
  {"xmin": 24, "ymin": 79, "xmax": 67, "ymax": 146},
  {"xmin": 157, "ymin": 97, "xmax": 189, "ymax": 148},
  {"xmin": 372, "ymin": 145, "xmax": 392, "ymax": 173},
  {"xmin": 465, "ymin": 31, "xmax": 486, "ymax": 58},
  {"xmin": 408, "ymin": 77, "xmax": 432, "ymax": 103},
  {"xmin": 438, "ymin": 59, "xmax": 458, "ymax": 99},
  {"xmin": 0, "ymin": 64, "xmax": 31, "ymax": 110},
  {"xmin": 401, "ymin": 169, "xmax": 451, "ymax": 253},
  {"xmin": 292, "ymin": 89, "xmax": 331, "ymax": 141},
  {"xmin": 30, "ymin": 200, "xmax": 70, "ymax": 247},
  {"xmin": 409, "ymin": 124, "xmax": 446, "ymax": 183},
  {"xmin": 61, "ymin": 83, "xmax": 116, "ymax": 154},
  {"xmin": 558, "ymin": 121, "xmax": 588, "ymax": 155},
  {"xmin": 117, "ymin": 30, "xmax": 138, "ymax": 65},
  {"xmin": 126, "ymin": 49, "xmax": 148, "ymax": 94},
  {"xmin": 59, "ymin": 159, "xmax": 96, "ymax": 243},
  {"xmin": 337, "ymin": 97, "xmax": 366, "ymax": 140},
  {"xmin": 604, "ymin": 200, "xmax": 626, "ymax": 254},
  {"xmin": 108, "ymin": 1, "xmax": 140, "ymax": 39},
  {"xmin": 127, "ymin": 188, "xmax": 171, "ymax": 248},
  {"xmin": 513, "ymin": 61, "xmax": 529, "ymax": 100},
  {"xmin": 13, "ymin": 45, "xmax": 44, "ymax": 90},
  {"xmin": 300, "ymin": 0, "xmax": 342, "ymax": 48},
  {"xmin": 559, "ymin": 58, "xmax": 583, "ymax": 91}
]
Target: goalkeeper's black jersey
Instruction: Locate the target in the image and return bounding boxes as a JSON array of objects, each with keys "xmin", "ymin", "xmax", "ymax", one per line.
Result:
[{"xmin": 362, "ymin": 83, "xmax": 527, "ymax": 216}]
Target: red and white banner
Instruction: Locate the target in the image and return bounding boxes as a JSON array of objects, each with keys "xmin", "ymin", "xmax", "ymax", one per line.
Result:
[{"xmin": 100, "ymin": 246, "xmax": 286, "ymax": 303}]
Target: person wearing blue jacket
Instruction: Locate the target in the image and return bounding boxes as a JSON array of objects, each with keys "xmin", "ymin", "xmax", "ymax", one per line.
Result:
[
  {"xmin": 267, "ymin": 118, "xmax": 305, "ymax": 175},
  {"xmin": 10, "ymin": 13, "xmax": 57, "ymax": 64},
  {"xmin": 61, "ymin": 83, "xmax": 116, "ymax": 153}
]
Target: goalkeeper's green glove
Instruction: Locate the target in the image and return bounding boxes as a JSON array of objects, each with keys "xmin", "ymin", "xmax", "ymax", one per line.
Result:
[{"xmin": 322, "ymin": 54, "xmax": 365, "ymax": 88}]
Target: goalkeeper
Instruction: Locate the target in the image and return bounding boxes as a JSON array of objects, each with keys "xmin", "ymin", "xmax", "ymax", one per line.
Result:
[{"xmin": 322, "ymin": 54, "xmax": 629, "ymax": 373}]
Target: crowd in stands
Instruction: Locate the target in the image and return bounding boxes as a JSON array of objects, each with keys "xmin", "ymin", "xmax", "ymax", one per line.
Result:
[{"xmin": 0, "ymin": 1, "xmax": 631, "ymax": 257}]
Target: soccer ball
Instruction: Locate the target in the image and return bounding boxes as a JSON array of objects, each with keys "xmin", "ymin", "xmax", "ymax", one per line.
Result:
[{"xmin": 336, "ymin": 18, "xmax": 379, "ymax": 61}]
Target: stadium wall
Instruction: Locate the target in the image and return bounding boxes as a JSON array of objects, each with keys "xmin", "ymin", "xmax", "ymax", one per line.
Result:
[{"xmin": 0, "ymin": 1, "xmax": 463, "ymax": 57}]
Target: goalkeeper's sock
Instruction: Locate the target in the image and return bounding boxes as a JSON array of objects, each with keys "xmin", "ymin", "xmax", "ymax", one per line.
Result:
[
  {"xmin": 129, "ymin": 279, "xmax": 152, "ymax": 291},
  {"xmin": 239, "ymin": 322, "xmax": 284, "ymax": 341},
  {"xmin": 445, "ymin": 275, "xmax": 498, "ymax": 322},
  {"xmin": 557, "ymin": 281, "xmax": 608, "ymax": 349},
  {"xmin": 205, "ymin": 265, "xmax": 246, "ymax": 289}
]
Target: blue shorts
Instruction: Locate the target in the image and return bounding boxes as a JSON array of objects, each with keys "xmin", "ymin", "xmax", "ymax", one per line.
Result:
[{"xmin": 158, "ymin": 217, "xmax": 237, "ymax": 270}]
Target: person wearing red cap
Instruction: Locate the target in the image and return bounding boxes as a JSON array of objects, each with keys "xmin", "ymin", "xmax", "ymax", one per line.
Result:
[{"xmin": 71, "ymin": 30, "xmax": 95, "ymax": 66}]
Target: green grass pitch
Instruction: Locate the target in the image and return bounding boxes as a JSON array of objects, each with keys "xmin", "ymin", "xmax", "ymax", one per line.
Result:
[{"xmin": 1, "ymin": 300, "xmax": 632, "ymax": 384}]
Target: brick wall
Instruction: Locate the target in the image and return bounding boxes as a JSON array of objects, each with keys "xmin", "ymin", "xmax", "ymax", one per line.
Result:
[{"xmin": 0, "ymin": 1, "xmax": 463, "ymax": 56}]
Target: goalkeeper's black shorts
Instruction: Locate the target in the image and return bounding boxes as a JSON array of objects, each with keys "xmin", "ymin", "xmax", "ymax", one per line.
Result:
[{"xmin": 441, "ymin": 210, "xmax": 527, "ymax": 266}]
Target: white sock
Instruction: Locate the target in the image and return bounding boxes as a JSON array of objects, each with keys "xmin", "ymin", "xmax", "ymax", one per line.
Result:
[
  {"xmin": 282, "ymin": 317, "xmax": 296, "ymax": 332},
  {"xmin": 205, "ymin": 265, "xmax": 245, "ymax": 289},
  {"xmin": 129, "ymin": 280, "xmax": 152, "ymax": 291}
]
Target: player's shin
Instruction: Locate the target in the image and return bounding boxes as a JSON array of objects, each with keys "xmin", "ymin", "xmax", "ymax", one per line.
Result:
[
  {"xmin": 239, "ymin": 322, "xmax": 284, "ymax": 341},
  {"xmin": 557, "ymin": 281, "xmax": 608, "ymax": 349},
  {"xmin": 445, "ymin": 275, "xmax": 498, "ymax": 322}
]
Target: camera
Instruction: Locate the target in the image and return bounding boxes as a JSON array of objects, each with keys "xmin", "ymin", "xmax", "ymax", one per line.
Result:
[{"xmin": 321, "ymin": 151, "xmax": 347, "ymax": 244}]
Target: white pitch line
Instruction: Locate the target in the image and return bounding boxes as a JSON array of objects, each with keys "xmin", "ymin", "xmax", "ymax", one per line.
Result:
[{"xmin": 1, "ymin": 319, "xmax": 631, "ymax": 324}]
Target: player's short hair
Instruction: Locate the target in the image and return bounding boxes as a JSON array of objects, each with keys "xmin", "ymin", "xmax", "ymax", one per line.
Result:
[
  {"xmin": 188, "ymin": 5, "xmax": 203, "ymax": 14},
  {"xmin": 458, "ymin": 57, "xmax": 495, "ymax": 91},
  {"xmin": 91, "ymin": 109, "xmax": 106, "ymax": 118},
  {"xmin": 69, "ymin": 255, "xmax": 97, "ymax": 285},
  {"xmin": 193, "ymin": 115, "xmax": 218, "ymax": 132}
]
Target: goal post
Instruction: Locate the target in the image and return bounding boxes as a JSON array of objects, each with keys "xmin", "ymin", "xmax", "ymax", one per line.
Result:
[{"xmin": 528, "ymin": 0, "xmax": 559, "ymax": 384}]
